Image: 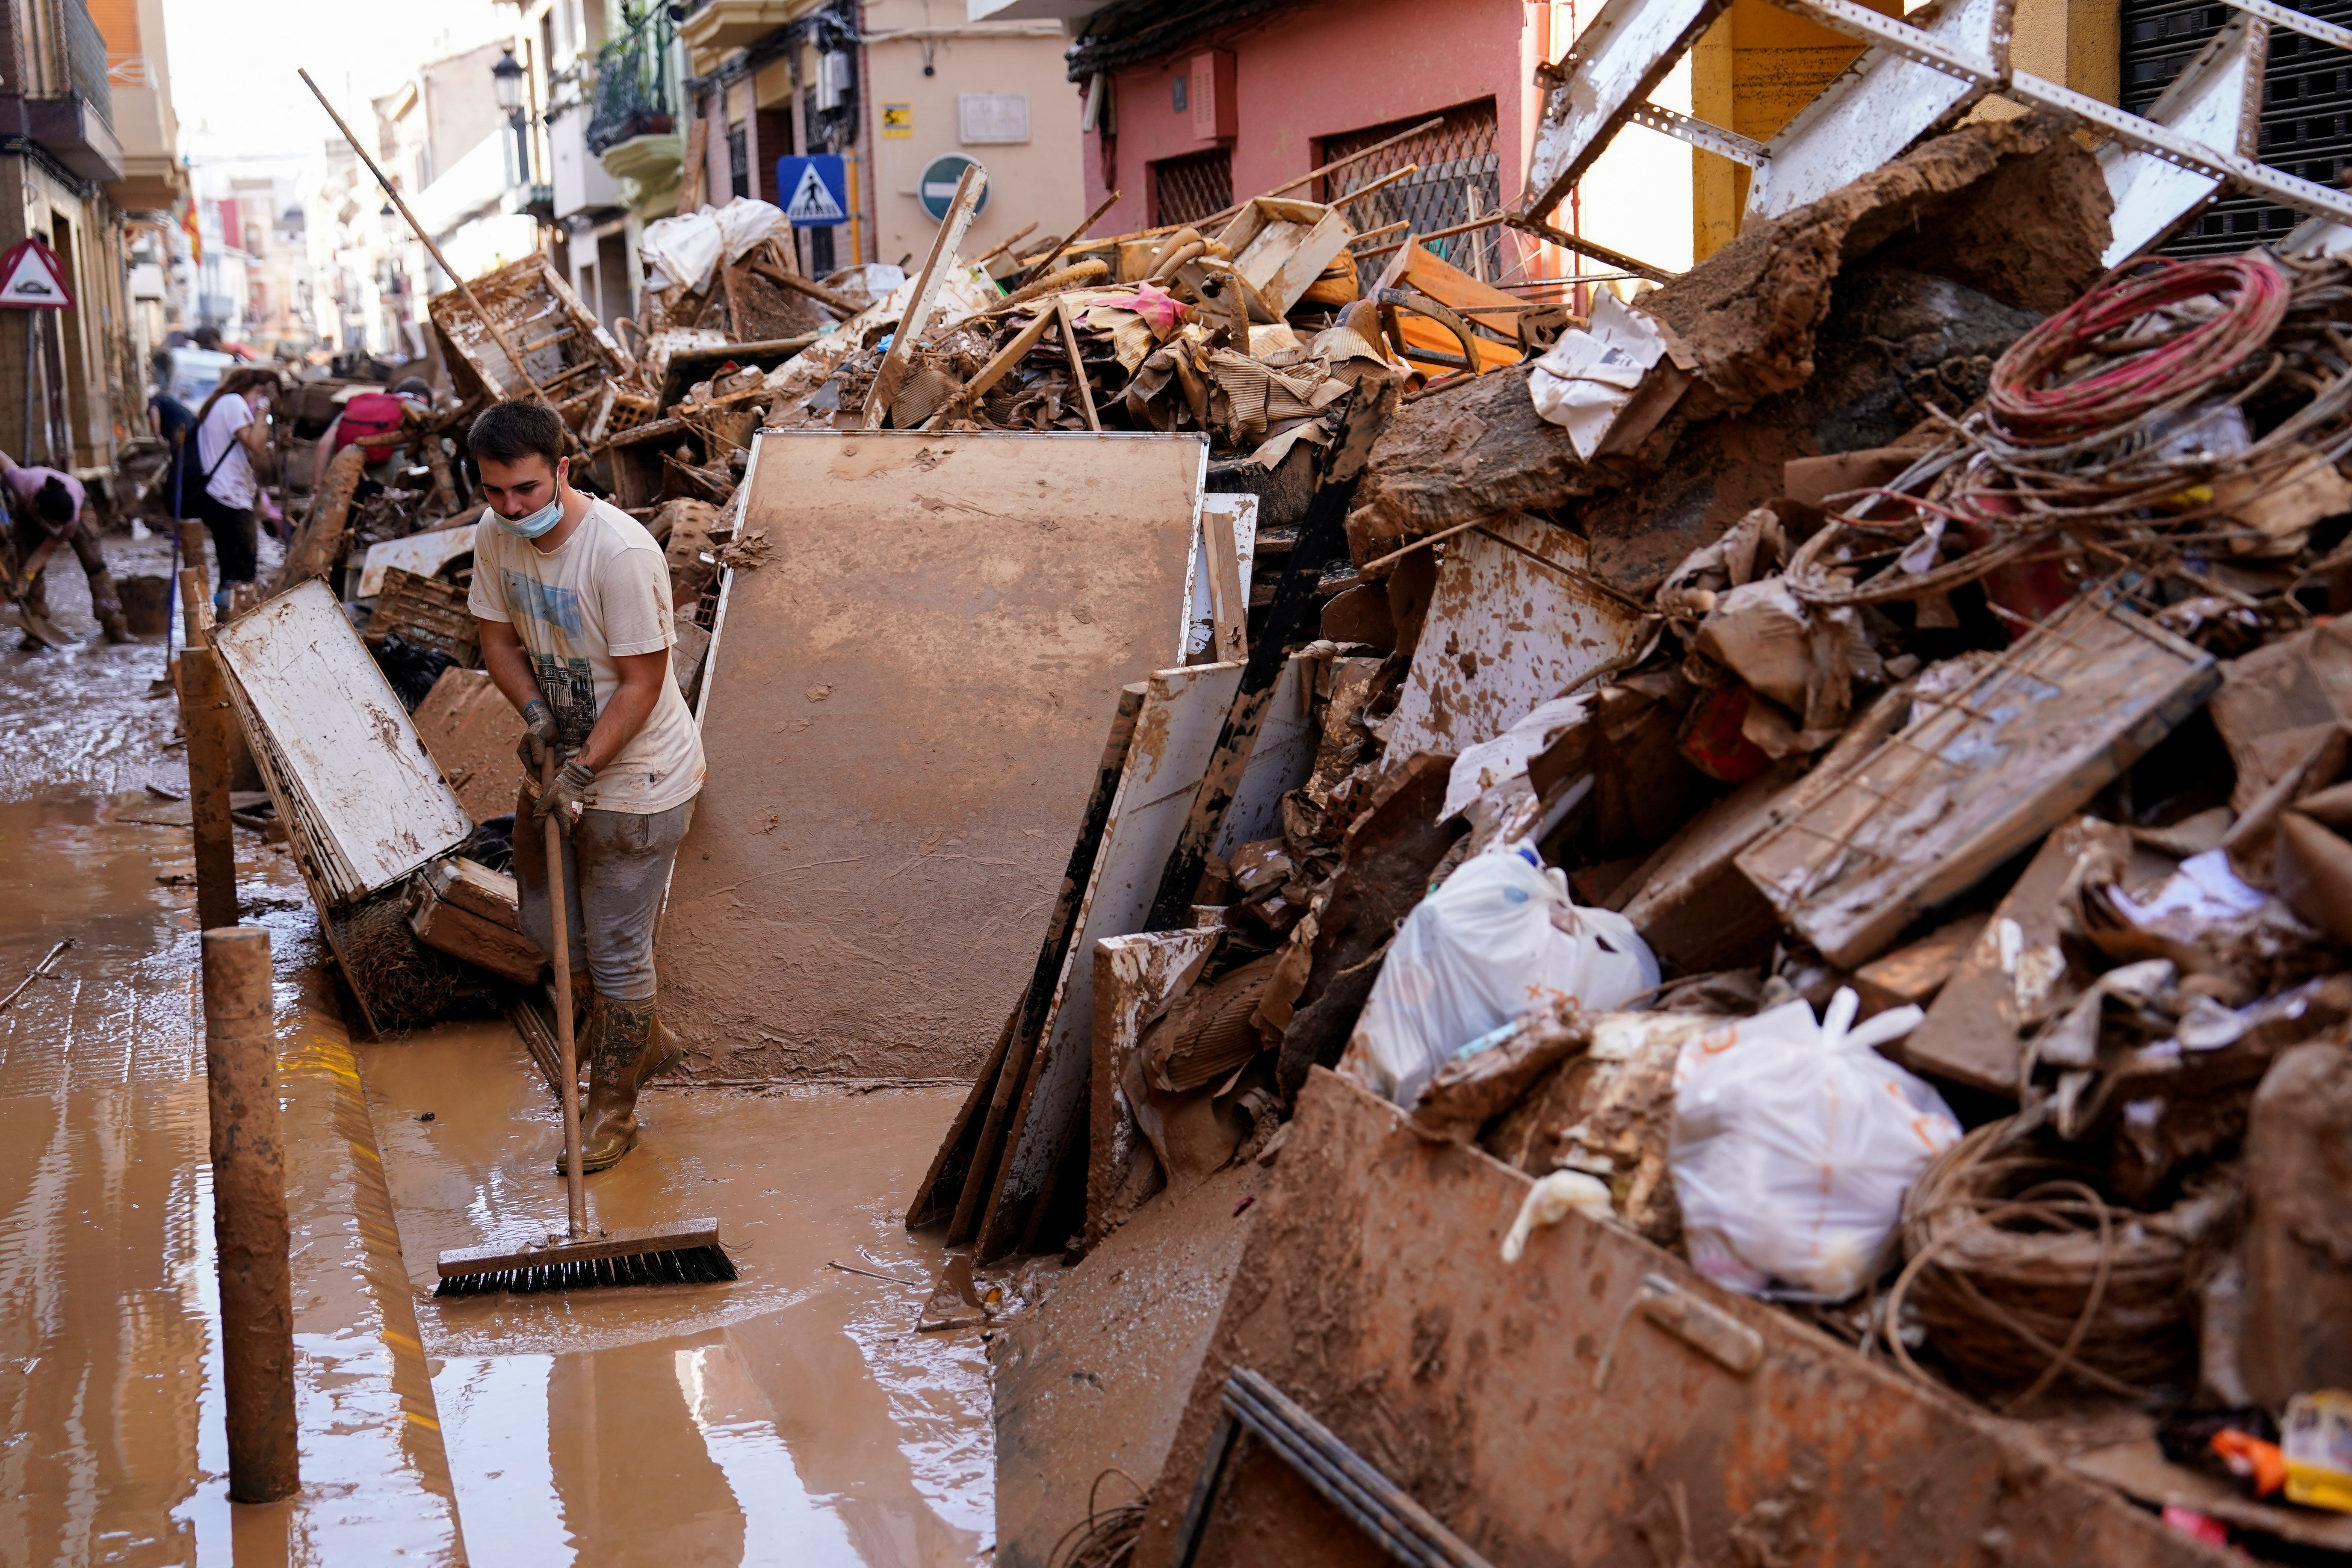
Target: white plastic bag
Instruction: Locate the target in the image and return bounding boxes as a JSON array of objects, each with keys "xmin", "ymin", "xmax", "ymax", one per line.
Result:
[
  {"xmin": 1343, "ymin": 845, "xmax": 1658, "ymax": 1107},
  {"xmin": 1669, "ymin": 987, "xmax": 1960, "ymax": 1301}
]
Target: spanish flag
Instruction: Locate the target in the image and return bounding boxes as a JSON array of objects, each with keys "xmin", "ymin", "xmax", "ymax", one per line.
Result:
[{"xmin": 179, "ymin": 192, "xmax": 200, "ymax": 264}]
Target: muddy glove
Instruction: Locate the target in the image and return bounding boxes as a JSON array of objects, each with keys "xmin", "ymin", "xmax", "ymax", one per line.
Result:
[
  {"xmin": 535, "ymin": 758, "xmax": 597, "ymax": 838},
  {"xmin": 515, "ymin": 698, "xmax": 555, "ymax": 774}
]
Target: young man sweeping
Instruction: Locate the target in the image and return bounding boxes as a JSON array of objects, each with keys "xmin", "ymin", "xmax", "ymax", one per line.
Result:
[{"xmin": 467, "ymin": 399, "xmax": 706, "ymax": 1173}]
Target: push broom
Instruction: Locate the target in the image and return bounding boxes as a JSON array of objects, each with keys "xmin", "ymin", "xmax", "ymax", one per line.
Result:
[{"xmin": 434, "ymin": 750, "xmax": 734, "ymax": 1296}]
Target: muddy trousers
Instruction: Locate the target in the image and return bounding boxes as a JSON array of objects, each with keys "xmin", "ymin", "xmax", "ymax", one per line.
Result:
[
  {"xmin": 513, "ymin": 794, "xmax": 696, "ymax": 1002},
  {"xmin": 10, "ymin": 511, "xmax": 109, "ymax": 618}
]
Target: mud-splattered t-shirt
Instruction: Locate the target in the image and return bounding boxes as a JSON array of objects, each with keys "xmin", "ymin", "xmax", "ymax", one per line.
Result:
[{"xmin": 468, "ymin": 496, "xmax": 706, "ymax": 815}]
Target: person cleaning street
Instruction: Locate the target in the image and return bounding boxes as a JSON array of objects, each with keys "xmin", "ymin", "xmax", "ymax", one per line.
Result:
[
  {"xmin": 189, "ymin": 366, "xmax": 281, "ymax": 611},
  {"xmin": 466, "ymin": 399, "xmax": 706, "ymax": 1173},
  {"xmin": 1, "ymin": 448, "xmax": 129, "ymax": 647}
]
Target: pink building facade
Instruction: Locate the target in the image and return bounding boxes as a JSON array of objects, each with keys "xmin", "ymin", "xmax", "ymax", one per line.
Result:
[{"xmin": 1071, "ymin": 0, "xmax": 1589, "ymax": 283}]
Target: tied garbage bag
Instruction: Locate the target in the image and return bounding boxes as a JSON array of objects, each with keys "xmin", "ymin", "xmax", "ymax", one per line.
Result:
[
  {"xmin": 1342, "ymin": 845, "xmax": 1658, "ymax": 1107},
  {"xmin": 1670, "ymin": 987, "xmax": 1960, "ymax": 1301}
]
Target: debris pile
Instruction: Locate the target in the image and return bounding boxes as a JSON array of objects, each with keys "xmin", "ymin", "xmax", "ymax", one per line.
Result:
[{"xmin": 916, "ymin": 115, "xmax": 2352, "ymax": 1560}]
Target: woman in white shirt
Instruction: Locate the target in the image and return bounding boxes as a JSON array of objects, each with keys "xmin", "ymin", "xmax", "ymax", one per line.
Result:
[{"xmin": 189, "ymin": 367, "xmax": 280, "ymax": 608}]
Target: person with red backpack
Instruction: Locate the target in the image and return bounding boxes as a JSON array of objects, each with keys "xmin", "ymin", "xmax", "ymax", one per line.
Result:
[{"xmin": 309, "ymin": 376, "xmax": 432, "ymax": 491}]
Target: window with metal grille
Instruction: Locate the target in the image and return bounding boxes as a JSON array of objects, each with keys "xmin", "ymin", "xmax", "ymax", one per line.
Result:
[
  {"xmin": 1316, "ymin": 99, "xmax": 1501, "ymax": 289},
  {"xmin": 2121, "ymin": 0, "xmax": 2352, "ymax": 254},
  {"xmin": 728, "ymin": 123, "xmax": 750, "ymax": 200},
  {"xmin": 1152, "ymin": 146, "xmax": 1234, "ymax": 227}
]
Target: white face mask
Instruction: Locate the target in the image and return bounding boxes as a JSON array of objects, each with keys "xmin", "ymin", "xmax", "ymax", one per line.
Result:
[{"xmin": 494, "ymin": 493, "xmax": 564, "ymax": 540}]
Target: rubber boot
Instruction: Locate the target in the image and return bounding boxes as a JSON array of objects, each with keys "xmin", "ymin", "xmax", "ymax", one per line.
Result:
[
  {"xmin": 18, "ymin": 569, "xmax": 48, "ymax": 651},
  {"xmin": 562, "ymin": 996, "xmax": 680, "ymax": 1175},
  {"xmin": 88, "ymin": 571, "xmax": 131, "ymax": 644}
]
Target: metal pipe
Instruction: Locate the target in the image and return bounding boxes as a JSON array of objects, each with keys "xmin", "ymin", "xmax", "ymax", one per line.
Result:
[
  {"xmin": 180, "ymin": 567, "xmax": 237, "ymax": 934},
  {"xmin": 295, "ymin": 69, "xmax": 558, "ymax": 409},
  {"xmin": 201, "ymin": 925, "xmax": 299, "ymax": 1503}
]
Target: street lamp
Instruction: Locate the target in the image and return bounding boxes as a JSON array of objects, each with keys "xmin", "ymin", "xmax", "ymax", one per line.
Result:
[
  {"xmin": 493, "ymin": 49, "xmax": 532, "ymax": 194},
  {"xmin": 492, "ymin": 50, "xmax": 525, "ymax": 114}
]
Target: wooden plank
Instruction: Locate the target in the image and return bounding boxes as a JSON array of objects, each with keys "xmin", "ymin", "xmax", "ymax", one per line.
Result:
[
  {"xmin": 906, "ymin": 1002, "xmax": 1019, "ymax": 1233},
  {"xmin": 411, "ymin": 667, "xmax": 526, "ymax": 825},
  {"xmin": 1183, "ymin": 495, "xmax": 1259, "ymax": 662},
  {"xmin": 975, "ymin": 662, "xmax": 1248, "ymax": 1262},
  {"xmin": 1382, "ymin": 513, "xmax": 1647, "ymax": 758},
  {"xmin": 1736, "ymin": 596, "xmax": 2219, "ymax": 969},
  {"xmin": 1899, "ymin": 819, "xmax": 2127, "ymax": 1096},
  {"xmin": 408, "ymin": 887, "xmax": 544, "ymax": 985},
  {"xmin": 1200, "ymin": 489, "xmax": 1249, "ymax": 664},
  {"xmin": 1055, "ymin": 295, "xmax": 1101, "ymax": 432},
  {"xmin": 656, "ymin": 431, "xmax": 1201, "ymax": 1086},
  {"xmin": 940, "ymin": 687, "xmax": 1146, "ymax": 1243},
  {"xmin": 862, "ymin": 163, "xmax": 986, "ymax": 428}
]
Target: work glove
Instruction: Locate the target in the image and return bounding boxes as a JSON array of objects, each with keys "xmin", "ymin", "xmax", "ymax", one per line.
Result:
[
  {"xmin": 535, "ymin": 758, "xmax": 597, "ymax": 838},
  {"xmin": 516, "ymin": 698, "xmax": 556, "ymax": 774}
]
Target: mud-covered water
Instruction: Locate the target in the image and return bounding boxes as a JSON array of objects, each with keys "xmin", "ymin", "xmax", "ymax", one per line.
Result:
[
  {"xmin": 363, "ymin": 1028, "xmax": 995, "ymax": 1566},
  {"xmin": 0, "ymin": 527, "xmax": 997, "ymax": 1565}
]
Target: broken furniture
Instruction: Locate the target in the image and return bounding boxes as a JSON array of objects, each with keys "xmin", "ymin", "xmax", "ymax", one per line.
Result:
[
  {"xmin": 407, "ymin": 856, "xmax": 540, "ymax": 984},
  {"xmin": 209, "ymin": 580, "xmax": 474, "ymax": 1033},
  {"xmin": 1736, "ymin": 591, "xmax": 2219, "ymax": 970},
  {"xmin": 427, "ymin": 252, "xmax": 635, "ymax": 441},
  {"xmin": 356, "ymin": 521, "xmax": 476, "ymax": 600}
]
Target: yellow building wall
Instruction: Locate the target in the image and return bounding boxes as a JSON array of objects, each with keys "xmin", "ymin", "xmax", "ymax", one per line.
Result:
[
  {"xmin": 1691, "ymin": 0, "xmax": 1907, "ymax": 259},
  {"xmin": 1692, "ymin": 0, "xmax": 2120, "ymax": 260},
  {"xmin": 858, "ymin": 0, "xmax": 1086, "ymax": 272}
]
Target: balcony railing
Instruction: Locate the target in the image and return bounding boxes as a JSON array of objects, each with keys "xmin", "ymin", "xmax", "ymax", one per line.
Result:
[
  {"xmin": 584, "ymin": 5, "xmax": 676, "ymax": 156},
  {"xmin": 62, "ymin": 0, "xmax": 110, "ymax": 126},
  {"xmin": 18, "ymin": 0, "xmax": 113, "ymax": 125}
]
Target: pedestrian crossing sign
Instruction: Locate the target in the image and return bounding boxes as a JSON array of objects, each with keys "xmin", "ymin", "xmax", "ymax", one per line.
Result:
[
  {"xmin": 0, "ymin": 239, "xmax": 71, "ymax": 309},
  {"xmin": 776, "ymin": 155, "xmax": 849, "ymax": 228}
]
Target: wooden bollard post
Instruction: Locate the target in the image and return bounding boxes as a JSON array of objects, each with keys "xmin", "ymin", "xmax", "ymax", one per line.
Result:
[
  {"xmin": 179, "ymin": 568, "xmax": 236, "ymax": 933},
  {"xmin": 201, "ymin": 925, "xmax": 299, "ymax": 1502}
]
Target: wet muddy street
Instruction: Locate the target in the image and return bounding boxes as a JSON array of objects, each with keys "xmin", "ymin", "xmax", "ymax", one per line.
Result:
[
  {"xmin": 364, "ymin": 1032, "xmax": 993, "ymax": 1567},
  {"xmin": 0, "ymin": 536, "xmax": 996, "ymax": 1566}
]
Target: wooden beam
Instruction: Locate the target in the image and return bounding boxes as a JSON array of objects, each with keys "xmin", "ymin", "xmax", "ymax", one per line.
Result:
[
  {"xmin": 746, "ymin": 257, "xmax": 868, "ymax": 316},
  {"xmin": 861, "ymin": 163, "xmax": 987, "ymax": 429},
  {"xmin": 1055, "ymin": 295, "xmax": 1100, "ymax": 432},
  {"xmin": 921, "ymin": 308, "xmax": 1057, "ymax": 429}
]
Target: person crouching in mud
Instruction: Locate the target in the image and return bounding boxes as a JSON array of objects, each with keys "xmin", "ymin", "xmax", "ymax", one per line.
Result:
[{"xmin": 466, "ymin": 399, "xmax": 706, "ymax": 1173}]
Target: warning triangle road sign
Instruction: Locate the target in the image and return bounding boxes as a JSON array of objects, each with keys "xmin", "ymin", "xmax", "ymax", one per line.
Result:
[
  {"xmin": 786, "ymin": 162, "xmax": 845, "ymax": 224},
  {"xmin": 0, "ymin": 239, "xmax": 71, "ymax": 309}
]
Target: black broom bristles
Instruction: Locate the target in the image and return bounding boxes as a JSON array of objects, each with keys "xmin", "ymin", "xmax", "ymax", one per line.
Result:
[{"xmin": 434, "ymin": 1243, "xmax": 737, "ymax": 1297}]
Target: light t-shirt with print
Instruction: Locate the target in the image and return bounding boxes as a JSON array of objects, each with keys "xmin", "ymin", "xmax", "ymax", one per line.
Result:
[{"xmin": 468, "ymin": 496, "xmax": 706, "ymax": 815}]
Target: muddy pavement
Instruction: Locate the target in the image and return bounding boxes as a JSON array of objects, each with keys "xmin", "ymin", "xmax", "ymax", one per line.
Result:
[
  {"xmin": 367, "ymin": 1031, "xmax": 990, "ymax": 1566},
  {"xmin": 0, "ymin": 534, "xmax": 996, "ymax": 1565}
]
